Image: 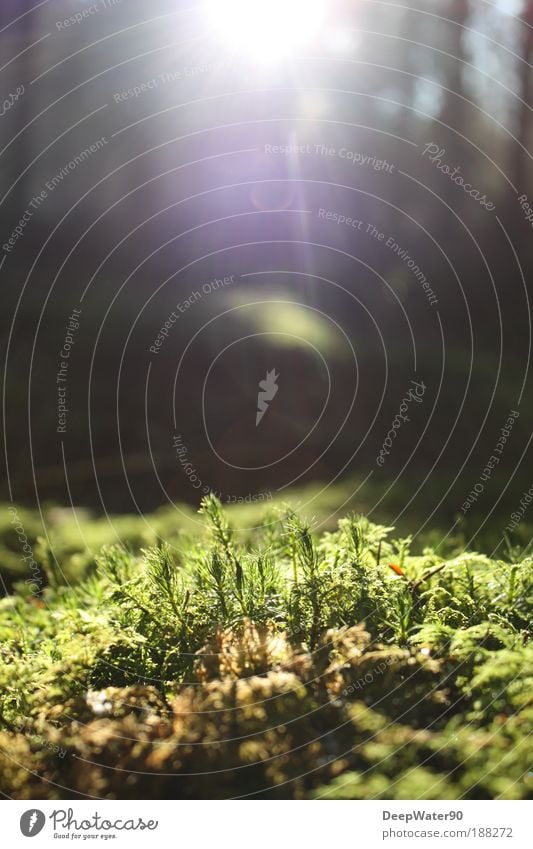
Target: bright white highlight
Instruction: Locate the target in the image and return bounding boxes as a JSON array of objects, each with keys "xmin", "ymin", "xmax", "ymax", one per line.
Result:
[{"xmin": 207, "ymin": 0, "xmax": 326, "ymax": 62}]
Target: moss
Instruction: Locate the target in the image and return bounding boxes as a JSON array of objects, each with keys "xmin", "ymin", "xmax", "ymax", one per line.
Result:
[{"xmin": 0, "ymin": 497, "xmax": 531, "ymax": 799}]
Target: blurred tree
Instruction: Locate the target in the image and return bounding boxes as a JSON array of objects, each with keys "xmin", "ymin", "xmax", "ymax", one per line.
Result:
[
  {"xmin": 441, "ymin": 0, "xmax": 470, "ymax": 129},
  {"xmin": 514, "ymin": 2, "xmax": 533, "ymax": 193},
  {"xmin": 440, "ymin": 0, "xmax": 471, "ymax": 213}
]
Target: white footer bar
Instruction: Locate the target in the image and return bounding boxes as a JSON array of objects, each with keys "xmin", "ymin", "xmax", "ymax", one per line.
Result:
[{"xmin": 4, "ymin": 800, "xmax": 531, "ymax": 848}]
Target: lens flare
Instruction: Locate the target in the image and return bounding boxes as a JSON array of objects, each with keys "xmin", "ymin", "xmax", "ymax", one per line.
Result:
[{"xmin": 207, "ymin": 0, "xmax": 326, "ymax": 62}]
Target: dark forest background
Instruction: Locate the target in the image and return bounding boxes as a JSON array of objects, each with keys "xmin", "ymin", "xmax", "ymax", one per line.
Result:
[{"xmin": 1, "ymin": 0, "xmax": 532, "ymax": 535}]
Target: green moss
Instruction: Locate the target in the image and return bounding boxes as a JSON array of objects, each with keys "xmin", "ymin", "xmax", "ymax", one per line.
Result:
[{"xmin": 0, "ymin": 497, "xmax": 531, "ymax": 799}]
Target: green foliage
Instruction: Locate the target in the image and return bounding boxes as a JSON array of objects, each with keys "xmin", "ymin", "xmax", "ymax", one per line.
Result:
[{"xmin": 0, "ymin": 496, "xmax": 531, "ymax": 799}]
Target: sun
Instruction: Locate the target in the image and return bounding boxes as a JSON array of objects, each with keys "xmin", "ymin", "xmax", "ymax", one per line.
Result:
[{"xmin": 206, "ymin": 0, "xmax": 327, "ymax": 63}]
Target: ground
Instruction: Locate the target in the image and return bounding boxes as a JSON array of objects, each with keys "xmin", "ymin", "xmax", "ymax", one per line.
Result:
[{"xmin": 0, "ymin": 494, "xmax": 531, "ymax": 799}]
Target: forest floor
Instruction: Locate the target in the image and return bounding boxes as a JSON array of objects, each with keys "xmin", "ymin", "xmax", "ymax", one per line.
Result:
[{"xmin": 0, "ymin": 495, "xmax": 531, "ymax": 799}]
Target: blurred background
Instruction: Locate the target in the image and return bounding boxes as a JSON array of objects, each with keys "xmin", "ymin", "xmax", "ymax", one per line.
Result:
[{"xmin": 1, "ymin": 0, "xmax": 532, "ymax": 547}]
